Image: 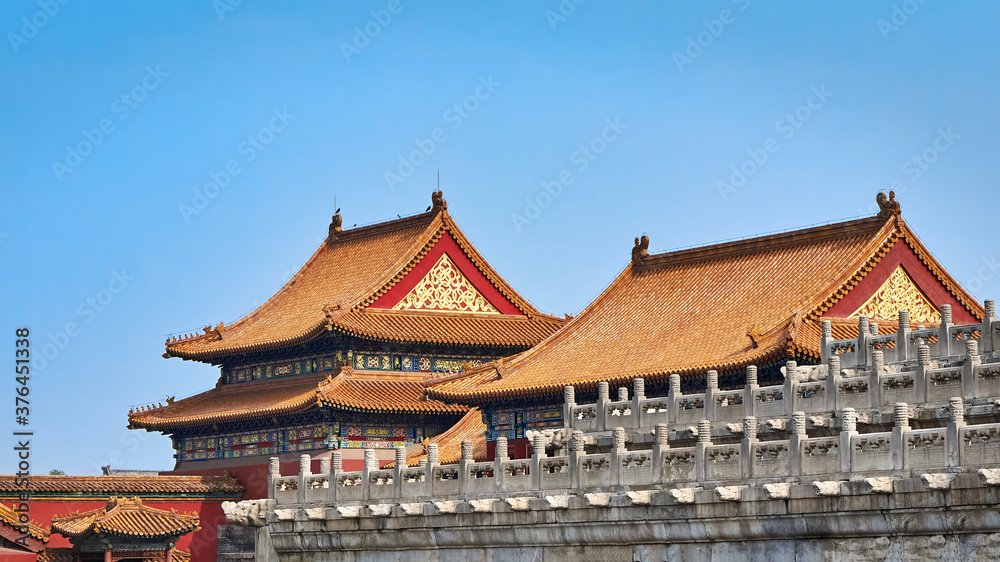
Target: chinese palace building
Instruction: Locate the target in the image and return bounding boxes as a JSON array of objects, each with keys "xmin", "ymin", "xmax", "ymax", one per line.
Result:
[
  {"xmin": 425, "ymin": 192, "xmax": 983, "ymax": 460},
  {"xmin": 127, "ymin": 191, "xmax": 565, "ymax": 494}
]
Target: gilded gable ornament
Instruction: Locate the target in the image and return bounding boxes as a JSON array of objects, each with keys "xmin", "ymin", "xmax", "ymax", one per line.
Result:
[
  {"xmin": 392, "ymin": 254, "xmax": 499, "ymax": 314},
  {"xmin": 851, "ymin": 266, "xmax": 940, "ymax": 324}
]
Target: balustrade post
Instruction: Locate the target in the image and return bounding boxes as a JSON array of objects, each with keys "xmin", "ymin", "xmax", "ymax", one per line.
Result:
[
  {"xmin": 494, "ymin": 436, "xmax": 508, "ymax": 493},
  {"xmin": 633, "ymin": 378, "xmax": 645, "ymax": 430},
  {"xmin": 530, "ymin": 434, "xmax": 546, "ymax": 490},
  {"xmin": 946, "ymin": 397, "xmax": 965, "ymax": 468},
  {"xmin": 827, "ymin": 356, "xmax": 840, "ymax": 412},
  {"xmin": 984, "ymin": 299, "xmax": 998, "ymax": 353},
  {"xmin": 916, "ymin": 344, "xmax": 932, "ymax": 405},
  {"xmin": 330, "ymin": 451, "xmax": 342, "ymax": 503},
  {"xmin": 741, "ymin": 416, "xmax": 757, "ymax": 479},
  {"xmin": 597, "ymin": 382, "xmax": 610, "ymax": 432},
  {"xmin": 783, "ymin": 361, "xmax": 798, "ymax": 417},
  {"xmin": 939, "ymin": 305, "xmax": 954, "ymax": 356},
  {"xmin": 563, "ymin": 386, "xmax": 576, "ymax": 432},
  {"xmin": 297, "ymin": 454, "xmax": 311, "ymax": 504},
  {"xmin": 460, "ymin": 440, "xmax": 474, "ymax": 496},
  {"xmin": 570, "ymin": 431, "xmax": 584, "ymax": 489},
  {"xmin": 705, "ymin": 370, "xmax": 718, "ymax": 422},
  {"xmin": 611, "ymin": 427, "xmax": 626, "ymax": 487},
  {"xmin": 745, "ymin": 366, "xmax": 758, "ymax": 417},
  {"xmin": 394, "ymin": 446, "xmax": 407, "ymax": 499},
  {"xmin": 820, "ymin": 319, "xmax": 833, "ymax": 366},
  {"xmin": 268, "ymin": 457, "xmax": 280, "ymax": 501},
  {"xmin": 652, "ymin": 423, "xmax": 669, "ymax": 484},
  {"xmin": 362, "ymin": 448, "xmax": 376, "ymax": 502},
  {"xmin": 963, "ymin": 340, "xmax": 980, "ymax": 400},
  {"xmin": 840, "ymin": 408, "xmax": 856, "ymax": 473},
  {"xmin": 790, "ymin": 412, "xmax": 806, "ymax": 477},
  {"xmin": 695, "ymin": 420, "xmax": 711, "ymax": 482},
  {"xmin": 857, "ymin": 315, "xmax": 870, "ymax": 367},
  {"xmin": 892, "ymin": 403, "xmax": 909, "ymax": 470},
  {"xmin": 662, "ymin": 374, "xmax": 680, "ymax": 430},
  {"xmin": 426, "ymin": 444, "xmax": 440, "ymax": 495},
  {"xmin": 897, "ymin": 310, "xmax": 911, "ymax": 362},
  {"xmin": 870, "ymin": 350, "xmax": 884, "ymax": 409}
]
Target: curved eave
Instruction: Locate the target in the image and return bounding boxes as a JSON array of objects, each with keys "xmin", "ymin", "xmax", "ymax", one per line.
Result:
[
  {"xmin": 127, "ymin": 394, "xmax": 323, "ymax": 432},
  {"xmin": 317, "ymin": 399, "xmax": 468, "ymax": 415}
]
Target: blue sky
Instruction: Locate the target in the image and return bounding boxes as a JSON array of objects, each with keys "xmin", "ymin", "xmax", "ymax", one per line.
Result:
[{"xmin": 2, "ymin": 1, "xmax": 999, "ymax": 474}]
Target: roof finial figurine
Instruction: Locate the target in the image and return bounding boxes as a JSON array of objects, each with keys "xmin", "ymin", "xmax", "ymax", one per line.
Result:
[
  {"xmin": 327, "ymin": 208, "xmax": 343, "ymax": 248},
  {"xmin": 432, "ymin": 189, "xmax": 447, "ymax": 212},
  {"xmin": 876, "ymin": 190, "xmax": 901, "ymax": 220},
  {"xmin": 632, "ymin": 235, "xmax": 649, "ymax": 265}
]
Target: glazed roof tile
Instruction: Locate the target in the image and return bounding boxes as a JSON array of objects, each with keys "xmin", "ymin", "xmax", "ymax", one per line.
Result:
[
  {"xmin": 51, "ymin": 497, "xmax": 199, "ymax": 539},
  {"xmin": 0, "ymin": 475, "xmax": 244, "ymax": 498},
  {"xmin": 38, "ymin": 549, "xmax": 190, "ymax": 562},
  {"xmin": 428, "ymin": 212, "xmax": 982, "ymax": 402},
  {"xmin": 0, "ymin": 502, "xmax": 49, "ymax": 542},
  {"xmin": 388, "ymin": 408, "xmax": 487, "ymax": 468},
  {"xmin": 165, "ymin": 195, "xmax": 563, "ymax": 362},
  {"xmin": 129, "ymin": 368, "xmax": 465, "ymax": 431}
]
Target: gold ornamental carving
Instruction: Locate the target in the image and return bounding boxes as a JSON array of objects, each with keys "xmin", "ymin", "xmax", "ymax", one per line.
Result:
[
  {"xmin": 393, "ymin": 253, "xmax": 499, "ymax": 314},
  {"xmin": 851, "ymin": 265, "xmax": 940, "ymax": 324}
]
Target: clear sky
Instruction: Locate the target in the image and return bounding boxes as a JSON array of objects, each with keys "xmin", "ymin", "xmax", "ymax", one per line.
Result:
[{"xmin": 2, "ymin": 1, "xmax": 998, "ymax": 475}]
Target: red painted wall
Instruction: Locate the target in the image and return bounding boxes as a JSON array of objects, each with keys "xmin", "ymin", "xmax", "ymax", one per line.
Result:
[
  {"xmin": 824, "ymin": 241, "xmax": 979, "ymax": 324},
  {"xmin": 368, "ymin": 230, "xmax": 523, "ymax": 315},
  {"xmin": 1, "ymin": 499, "xmax": 225, "ymax": 562}
]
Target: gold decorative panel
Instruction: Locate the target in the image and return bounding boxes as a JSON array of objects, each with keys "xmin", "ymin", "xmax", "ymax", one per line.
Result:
[
  {"xmin": 851, "ymin": 266, "xmax": 940, "ymax": 324},
  {"xmin": 393, "ymin": 254, "xmax": 499, "ymax": 314}
]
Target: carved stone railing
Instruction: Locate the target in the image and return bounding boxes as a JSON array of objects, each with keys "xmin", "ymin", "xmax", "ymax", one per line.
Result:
[
  {"xmin": 556, "ymin": 303, "xmax": 1000, "ymax": 437},
  {"xmin": 268, "ymin": 398, "xmax": 1000, "ymax": 508}
]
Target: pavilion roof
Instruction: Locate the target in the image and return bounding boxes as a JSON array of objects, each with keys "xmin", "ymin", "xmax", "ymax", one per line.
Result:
[
  {"xmin": 51, "ymin": 497, "xmax": 199, "ymax": 540},
  {"xmin": 387, "ymin": 408, "xmax": 488, "ymax": 468},
  {"xmin": 128, "ymin": 368, "xmax": 466, "ymax": 432},
  {"xmin": 427, "ymin": 196, "xmax": 983, "ymax": 403},
  {"xmin": 0, "ymin": 502, "xmax": 49, "ymax": 543},
  {"xmin": 164, "ymin": 192, "xmax": 563, "ymax": 363}
]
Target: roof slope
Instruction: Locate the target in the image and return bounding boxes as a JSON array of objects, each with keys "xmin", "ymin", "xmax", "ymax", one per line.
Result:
[
  {"xmin": 128, "ymin": 368, "xmax": 465, "ymax": 432},
  {"xmin": 0, "ymin": 475, "xmax": 244, "ymax": 498},
  {"xmin": 389, "ymin": 408, "xmax": 488, "ymax": 468},
  {"xmin": 165, "ymin": 192, "xmax": 563, "ymax": 362},
  {"xmin": 52, "ymin": 497, "xmax": 199, "ymax": 539},
  {"xmin": 428, "ymin": 204, "xmax": 982, "ymax": 403},
  {"xmin": 0, "ymin": 502, "xmax": 49, "ymax": 542}
]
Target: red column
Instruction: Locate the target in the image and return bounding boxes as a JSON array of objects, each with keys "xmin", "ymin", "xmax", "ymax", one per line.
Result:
[
  {"xmin": 165, "ymin": 547, "xmax": 174, "ymax": 562},
  {"xmin": 104, "ymin": 550, "xmax": 112, "ymax": 562}
]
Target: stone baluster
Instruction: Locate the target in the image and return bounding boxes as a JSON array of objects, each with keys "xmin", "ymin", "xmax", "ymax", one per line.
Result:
[
  {"xmin": 652, "ymin": 423, "xmax": 669, "ymax": 484},
  {"xmin": 916, "ymin": 345, "xmax": 932, "ymax": 404},
  {"xmin": 563, "ymin": 385, "xmax": 576, "ymax": 431},
  {"xmin": 695, "ymin": 420, "xmax": 711, "ymax": 482},
  {"xmin": 984, "ymin": 299, "xmax": 998, "ymax": 353},
  {"xmin": 783, "ymin": 361, "xmax": 798, "ymax": 417},
  {"xmin": 570, "ymin": 431, "xmax": 585, "ymax": 489},
  {"xmin": 610, "ymin": 427, "xmax": 627, "ymax": 486},
  {"xmin": 745, "ymin": 365, "xmax": 758, "ymax": 418},
  {"xmin": 892, "ymin": 403, "xmax": 909, "ymax": 470},
  {"xmin": 963, "ymin": 339, "xmax": 981, "ymax": 400},
  {"xmin": 857, "ymin": 315, "xmax": 870, "ymax": 367},
  {"xmin": 668, "ymin": 374, "xmax": 682, "ymax": 426},
  {"xmin": 947, "ymin": 397, "xmax": 965, "ymax": 468},
  {"xmin": 268, "ymin": 457, "xmax": 280, "ymax": 500},
  {"xmin": 870, "ymin": 350, "xmax": 884, "ymax": 410},
  {"xmin": 297, "ymin": 454, "xmax": 311, "ymax": 504},
  {"xmin": 741, "ymin": 416, "xmax": 757, "ymax": 479},
  {"xmin": 840, "ymin": 408, "xmax": 856, "ymax": 473},
  {"xmin": 632, "ymin": 378, "xmax": 645, "ymax": 430},
  {"xmin": 329, "ymin": 450, "xmax": 343, "ymax": 503},
  {"xmin": 827, "ymin": 355, "xmax": 841, "ymax": 411},
  {"xmin": 939, "ymin": 304, "xmax": 954, "ymax": 356},
  {"xmin": 394, "ymin": 446, "xmax": 407, "ymax": 498},
  {"xmin": 319, "ymin": 456, "xmax": 331, "ymax": 476},
  {"xmin": 618, "ymin": 387, "xmax": 628, "ymax": 402},
  {"xmin": 705, "ymin": 370, "xmax": 719, "ymax": 422},
  {"xmin": 897, "ymin": 310, "xmax": 911, "ymax": 361},
  {"xmin": 820, "ymin": 319, "xmax": 833, "ymax": 365},
  {"xmin": 790, "ymin": 412, "xmax": 806, "ymax": 476},
  {"xmin": 531, "ymin": 433, "xmax": 546, "ymax": 490},
  {"xmin": 362, "ymin": 448, "xmax": 376, "ymax": 501},
  {"xmin": 597, "ymin": 381, "xmax": 610, "ymax": 432},
  {"xmin": 494, "ymin": 436, "xmax": 508, "ymax": 492},
  {"xmin": 460, "ymin": 440, "xmax": 474, "ymax": 495}
]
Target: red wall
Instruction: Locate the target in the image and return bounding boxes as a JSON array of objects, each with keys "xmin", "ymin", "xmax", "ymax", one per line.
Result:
[{"xmin": 2, "ymin": 499, "xmax": 225, "ymax": 562}]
